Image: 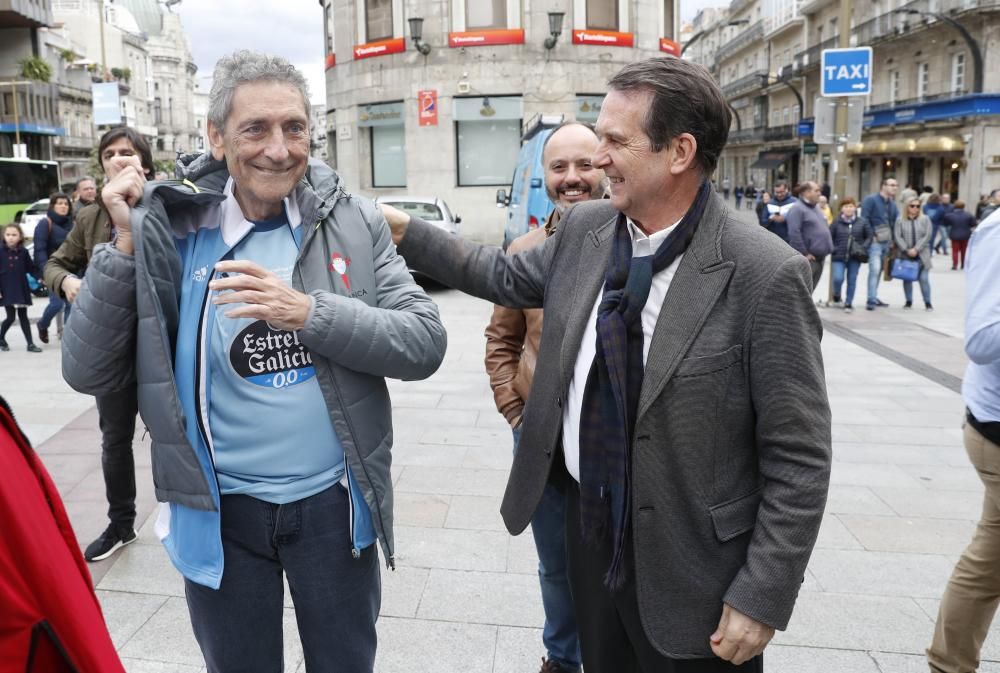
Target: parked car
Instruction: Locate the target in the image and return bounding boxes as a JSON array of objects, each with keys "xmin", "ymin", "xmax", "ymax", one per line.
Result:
[
  {"xmin": 375, "ymin": 196, "xmax": 461, "ymax": 235},
  {"xmin": 19, "ymin": 198, "xmax": 49, "ymax": 233}
]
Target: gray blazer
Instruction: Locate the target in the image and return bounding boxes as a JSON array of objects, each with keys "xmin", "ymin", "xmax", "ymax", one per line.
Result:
[
  {"xmin": 894, "ymin": 214, "xmax": 933, "ymax": 270},
  {"xmin": 398, "ymin": 193, "xmax": 832, "ymax": 657}
]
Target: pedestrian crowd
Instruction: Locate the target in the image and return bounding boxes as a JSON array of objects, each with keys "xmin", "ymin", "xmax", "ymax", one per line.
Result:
[{"xmin": 1, "ymin": 49, "xmax": 999, "ymax": 673}]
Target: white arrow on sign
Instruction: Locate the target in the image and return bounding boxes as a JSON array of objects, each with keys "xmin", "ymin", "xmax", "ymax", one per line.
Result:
[{"xmin": 851, "ymin": 83, "xmax": 867, "ymax": 90}]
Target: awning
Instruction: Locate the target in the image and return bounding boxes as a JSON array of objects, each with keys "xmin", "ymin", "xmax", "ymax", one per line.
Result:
[
  {"xmin": 847, "ymin": 135, "xmax": 965, "ymax": 155},
  {"xmin": 751, "ymin": 150, "xmax": 797, "ymax": 170}
]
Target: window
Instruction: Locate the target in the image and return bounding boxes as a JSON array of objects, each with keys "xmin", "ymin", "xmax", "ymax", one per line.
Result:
[
  {"xmin": 889, "ymin": 70, "xmax": 899, "ymax": 105},
  {"xmin": 454, "ymin": 96, "xmax": 522, "ymax": 186},
  {"xmin": 663, "ymin": 0, "xmax": 674, "ymax": 37},
  {"xmin": 371, "ymin": 125, "xmax": 406, "ymax": 187},
  {"xmin": 951, "ymin": 52, "xmax": 966, "ymax": 93},
  {"xmin": 917, "ymin": 62, "xmax": 929, "ymax": 99},
  {"xmin": 365, "ymin": 0, "xmax": 393, "ymax": 42},
  {"xmin": 466, "ymin": 0, "xmax": 506, "ymax": 29},
  {"xmin": 587, "ymin": 0, "xmax": 618, "ymax": 30}
]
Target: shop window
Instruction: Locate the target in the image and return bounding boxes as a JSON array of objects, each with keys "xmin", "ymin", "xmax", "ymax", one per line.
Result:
[
  {"xmin": 586, "ymin": 0, "xmax": 618, "ymax": 30},
  {"xmin": 365, "ymin": 0, "xmax": 393, "ymax": 42},
  {"xmin": 466, "ymin": 0, "xmax": 506, "ymax": 29},
  {"xmin": 454, "ymin": 96, "xmax": 522, "ymax": 186},
  {"xmin": 951, "ymin": 53, "xmax": 965, "ymax": 94},
  {"xmin": 371, "ymin": 125, "xmax": 405, "ymax": 187}
]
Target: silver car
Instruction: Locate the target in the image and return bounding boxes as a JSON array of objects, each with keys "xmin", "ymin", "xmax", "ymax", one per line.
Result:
[
  {"xmin": 375, "ymin": 196, "xmax": 461, "ymax": 235},
  {"xmin": 20, "ymin": 198, "xmax": 50, "ymax": 234}
]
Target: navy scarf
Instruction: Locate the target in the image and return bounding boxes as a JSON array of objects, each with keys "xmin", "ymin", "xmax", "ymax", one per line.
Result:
[{"xmin": 578, "ymin": 180, "xmax": 712, "ymax": 588}]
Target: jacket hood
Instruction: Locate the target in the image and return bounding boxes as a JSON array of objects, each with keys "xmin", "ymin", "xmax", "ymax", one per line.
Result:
[{"xmin": 175, "ymin": 153, "xmax": 348, "ymax": 220}]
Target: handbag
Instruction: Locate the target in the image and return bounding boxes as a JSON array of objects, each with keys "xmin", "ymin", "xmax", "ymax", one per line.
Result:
[
  {"xmin": 847, "ymin": 229, "xmax": 868, "ymax": 263},
  {"xmin": 890, "ymin": 258, "xmax": 920, "ymax": 282}
]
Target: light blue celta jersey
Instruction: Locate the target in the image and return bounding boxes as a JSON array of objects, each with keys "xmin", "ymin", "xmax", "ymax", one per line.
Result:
[{"xmin": 208, "ymin": 212, "xmax": 345, "ymax": 504}]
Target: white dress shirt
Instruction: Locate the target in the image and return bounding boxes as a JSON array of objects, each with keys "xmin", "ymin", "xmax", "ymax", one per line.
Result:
[{"xmin": 562, "ymin": 217, "xmax": 684, "ymax": 482}]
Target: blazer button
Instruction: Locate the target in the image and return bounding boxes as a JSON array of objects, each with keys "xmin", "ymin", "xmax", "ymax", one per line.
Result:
[{"xmin": 556, "ymin": 396, "xmax": 562, "ymax": 408}]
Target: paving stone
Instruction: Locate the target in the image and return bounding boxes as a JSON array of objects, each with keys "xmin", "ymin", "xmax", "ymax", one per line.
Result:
[
  {"xmin": 392, "ymin": 492, "xmax": 451, "ymax": 528},
  {"xmin": 506, "ymin": 528, "xmax": 540, "ymax": 575},
  {"xmin": 390, "ymin": 442, "xmax": 470, "ymax": 467},
  {"xmin": 96, "ymin": 590, "xmax": 169, "ymax": 649},
  {"xmin": 98, "ymin": 543, "xmax": 185, "ymax": 597},
  {"xmin": 832, "ymin": 442, "xmax": 956, "ymax": 466},
  {"xmin": 764, "ymin": 644, "xmax": 881, "ymax": 672},
  {"xmin": 118, "ymin": 597, "xmax": 204, "ymax": 667},
  {"xmin": 374, "ymin": 617, "xmax": 496, "ymax": 673},
  {"xmin": 445, "ymin": 495, "xmax": 506, "ymax": 531},
  {"xmin": 419, "ymin": 425, "xmax": 511, "ymax": 447},
  {"xmin": 392, "ymin": 407, "xmax": 480, "ymax": 429},
  {"xmin": 829, "ymin": 462, "xmax": 927, "ymax": 489},
  {"xmin": 874, "ymin": 487, "xmax": 984, "ymax": 520},
  {"xmin": 814, "ymin": 514, "xmax": 864, "ymax": 550},
  {"xmin": 807, "ymin": 549, "xmax": 955, "ymax": 598},
  {"xmin": 120, "ymin": 659, "xmax": 205, "ymax": 673},
  {"xmin": 380, "ymin": 565, "xmax": 430, "ymax": 618},
  {"xmin": 914, "ymin": 598, "xmax": 1000, "ymax": 663},
  {"xmin": 462, "ymin": 444, "xmax": 515, "ymax": 470},
  {"xmin": 417, "ymin": 568, "xmax": 543, "ymax": 627},
  {"xmin": 823, "ymin": 485, "xmax": 896, "ymax": 516},
  {"xmin": 902, "ymin": 464, "xmax": 984, "ymax": 492},
  {"xmin": 839, "ymin": 514, "xmax": 976, "ymax": 554},
  {"xmin": 494, "ymin": 626, "xmax": 547, "ymax": 673},
  {"xmin": 393, "ymin": 525, "xmax": 509, "ymax": 572},
  {"xmin": 394, "ymin": 465, "xmax": 508, "ymax": 497},
  {"xmin": 388, "ymin": 391, "xmax": 442, "ymax": 408}
]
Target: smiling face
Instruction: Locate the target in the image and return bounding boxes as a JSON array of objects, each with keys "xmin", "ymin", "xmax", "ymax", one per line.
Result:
[
  {"xmin": 543, "ymin": 124, "xmax": 606, "ymax": 211},
  {"xmin": 208, "ymin": 80, "xmax": 310, "ymax": 221}
]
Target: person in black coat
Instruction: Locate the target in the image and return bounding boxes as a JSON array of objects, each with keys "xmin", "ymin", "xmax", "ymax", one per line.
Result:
[
  {"xmin": 945, "ymin": 199, "xmax": 977, "ymax": 270},
  {"xmin": 0, "ymin": 224, "xmax": 42, "ymax": 352},
  {"xmin": 830, "ymin": 197, "xmax": 873, "ymax": 312},
  {"xmin": 32, "ymin": 192, "xmax": 73, "ymax": 343}
]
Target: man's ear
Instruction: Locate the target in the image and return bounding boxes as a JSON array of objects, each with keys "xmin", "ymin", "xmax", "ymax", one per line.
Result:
[
  {"xmin": 207, "ymin": 120, "xmax": 225, "ymax": 161},
  {"xmin": 668, "ymin": 133, "xmax": 699, "ymax": 175}
]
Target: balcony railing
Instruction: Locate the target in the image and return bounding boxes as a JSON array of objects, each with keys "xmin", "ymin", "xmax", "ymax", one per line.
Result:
[
  {"xmin": 855, "ymin": 0, "xmax": 1000, "ymax": 46},
  {"xmin": 728, "ymin": 127, "xmax": 766, "ymax": 144},
  {"xmin": 865, "ymin": 90, "xmax": 967, "ymax": 113},
  {"xmin": 715, "ymin": 20, "xmax": 765, "ymax": 62},
  {"xmin": 765, "ymin": 125, "xmax": 797, "ymax": 141},
  {"xmin": 722, "ymin": 70, "xmax": 768, "ymax": 99},
  {"xmin": 794, "ymin": 36, "xmax": 838, "ymax": 73}
]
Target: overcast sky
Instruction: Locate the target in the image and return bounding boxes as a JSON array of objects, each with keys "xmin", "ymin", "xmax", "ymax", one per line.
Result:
[{"xmin": 173, "ymin": 0, "xmax": 723, "ymax": 106}]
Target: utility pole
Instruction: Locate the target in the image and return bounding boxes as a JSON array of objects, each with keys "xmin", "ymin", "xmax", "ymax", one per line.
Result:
[
  {"xmin": 11, "ymin": 81, "xmax": 20, "ymax": 147},
  {"xmin": 832, "ymin": 0, "xmax": 853, "ymax": 204},
  {"xmin": 98, "ymin": 0, "xmax": 108, "ymax": 81}
]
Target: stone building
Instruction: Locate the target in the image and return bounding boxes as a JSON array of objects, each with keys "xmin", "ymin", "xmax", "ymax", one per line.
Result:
[
  {"xmin": 695, "ymin": 0, "xmax": 1000, "ymax": 205},
  {"xmin": 321, "ymin": 0, "xmax": 680, "ymax": 243}
]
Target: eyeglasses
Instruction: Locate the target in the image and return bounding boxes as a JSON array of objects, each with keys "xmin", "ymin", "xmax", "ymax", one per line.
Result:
[{"xmin": 907, "ymin": 204, "xmax": 921, "ymax": 208}]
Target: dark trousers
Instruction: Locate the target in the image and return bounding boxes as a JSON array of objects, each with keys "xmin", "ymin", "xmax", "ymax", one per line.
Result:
[
  {"xmin": 1, "ymin": 306, "xmax": 32, "ymax": 344},
  {"xmin": 185, "ymin": 484, "xmax": 380, "ymax": 673},
  {"xmin": 808, "ymin": 257, "xmax": 825, "ymax": 290},
  {"xmin": 564, "ymin": 484, "xmax": 764, "ymax": 673},
  {"xmin": 95, "ymin": 384, "xmax": 138, "ymax": 530}
]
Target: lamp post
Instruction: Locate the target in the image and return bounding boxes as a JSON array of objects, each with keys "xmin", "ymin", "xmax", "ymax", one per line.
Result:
[
  {"xmin": 544, "ymin": 11, "xmax": 565, "ymax": 50},
  {"xmin": 893, "ymin": 8, "xmax": 983, "ymax": 93},
  {"xmin": 681, "ymin": 19, "xmax": 750, "ymax": 57},
  {"xmin": 759, "ymin": 72, "xmax": 804, "ymax": 121},
  {"xmin": 408, "ymin": 16, "xmax": 431, "ymax": 55}
]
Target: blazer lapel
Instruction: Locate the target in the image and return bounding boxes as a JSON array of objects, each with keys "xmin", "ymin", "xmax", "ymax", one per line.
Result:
[
  {"xmin": 559, "ymin": 214, "xmax": 616, "ymax": 390},
  {"xmin": 637, "ymin": 195, "xmax": 735, "ymax": 419}
]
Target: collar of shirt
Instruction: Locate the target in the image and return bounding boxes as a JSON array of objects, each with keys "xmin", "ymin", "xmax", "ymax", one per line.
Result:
[
  {"xmin": 625, "ymin": 216, "xmax": 683, "ymax": 257},
  {"xmin": 220, "ymin": 177, "xmax": 302, "ymax": 248}
]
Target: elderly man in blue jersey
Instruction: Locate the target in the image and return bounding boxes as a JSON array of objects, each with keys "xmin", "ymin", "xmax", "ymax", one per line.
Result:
[{"xmin": 60, "ymin": 51, "xmax": 446, "ymax": 672}]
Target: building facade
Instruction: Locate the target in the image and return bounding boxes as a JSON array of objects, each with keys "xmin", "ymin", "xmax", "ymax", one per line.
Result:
[
  {"xmin": 697, "ymin": 0, "xmax": 1000, "ymax": 206},
  {"xmin": 322, "ymin": 0, "xmax": 680, "ymax": 243}
]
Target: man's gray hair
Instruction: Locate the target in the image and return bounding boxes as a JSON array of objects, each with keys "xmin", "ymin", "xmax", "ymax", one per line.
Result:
[
  {"xmin": 207, "ymin": 50, "xmax": 310, "ymax": 129},
  {"xmin": 75, "ymin": 175, "xmax": 95, "ymax": 188}
]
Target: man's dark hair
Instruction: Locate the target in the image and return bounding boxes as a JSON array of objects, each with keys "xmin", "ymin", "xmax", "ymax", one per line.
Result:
[
  {"xmin": 607, "ymin": 57, "xmax": 731, "ymax": 176},
  {"xmin": 774, "ymin": 180, "xmax": 789, "ymax": 190},
  {"xmin": 881, "ymin": 176, "xmax": 897, "ymax": 187},
  {"xmin": 48, "ymin": 191, "xmax": 71, "ymax": 209},
  {"xmin": 541, "ymin": 121, "xmax": 597, "ymax": 158},
  {"xmin": 97, "ymin": 127, "xmax": 155, "ymax": 177}
]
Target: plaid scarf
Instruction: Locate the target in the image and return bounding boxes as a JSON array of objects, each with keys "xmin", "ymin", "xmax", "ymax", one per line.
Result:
[{"xmin": 578, "ymin": 181, "xmax": 712, "ymax": 589}]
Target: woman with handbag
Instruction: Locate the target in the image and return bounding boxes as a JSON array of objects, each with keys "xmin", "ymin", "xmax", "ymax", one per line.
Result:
[
  {"xmin": 893, "ymin": 197, "xmax": 934, "ymax": 311},
  {"xmin": 830, "ymin": 197, "xmax": 873, "ymax": 313}
]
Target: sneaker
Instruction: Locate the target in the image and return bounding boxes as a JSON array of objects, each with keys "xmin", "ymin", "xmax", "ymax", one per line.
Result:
[
  {"xmin": 37, "ymin": 325, "xmax": 48, "ymax": 344},
  {"xmin": 84, "ymin": 524, "xmax": 137, "ymax": 562},
  {"xmin": 539, "ymin": 658, "xmax": 578, "ymax": 673},
  {"xmin": 926, "ymin": 303, "xmax": 934, "ymax": 312},
  {"xmin": 865, "ymin": 303, "xmax": 875, "ymax": 311},
  {"xmin": 904, "ymin": 301, "xmax": 913, "ymax": 310},
  {"xmin": 0, "ymin": 338, "xmax": 8, "ymax": 352},
  {"xmin": 875, "ymin": 298, "xmax": 890, "ymax": 307},
  {"xmin": 844, "ymin": 305, "xmax": 854, "ymax": 313},
  {"xmin": 26, "ymin": 344, "xmax": 42, "ymax": 353}
]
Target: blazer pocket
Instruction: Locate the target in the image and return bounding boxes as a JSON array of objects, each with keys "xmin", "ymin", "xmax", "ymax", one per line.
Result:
[
  {"xmin": 708, "ymin": 486, "xmax": 763, "ymax": 542},
  {"xmin": 675, "ymin": 344, "xmax": 743, "ymax": 378}
]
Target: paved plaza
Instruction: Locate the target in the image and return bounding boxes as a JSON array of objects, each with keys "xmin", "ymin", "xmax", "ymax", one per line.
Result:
[{"xmin": 2, "ymin": 225, "xmax": 998, "ymax": 672}]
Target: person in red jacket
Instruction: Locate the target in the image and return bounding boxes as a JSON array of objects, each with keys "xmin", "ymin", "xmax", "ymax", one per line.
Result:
[{"xmin": 0, "ymin": 394, "xmax": 125, "ymax": 673}]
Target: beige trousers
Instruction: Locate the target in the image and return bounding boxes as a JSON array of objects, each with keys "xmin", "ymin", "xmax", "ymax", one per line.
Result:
[{"xmin": 928, "ymin": 423, "xmax": 1000, "ymax": 673}]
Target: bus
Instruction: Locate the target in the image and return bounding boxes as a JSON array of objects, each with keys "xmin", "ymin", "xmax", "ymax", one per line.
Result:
[{"xmin": 0, "ymin": 158, "xmax": 61, "ymax": 225}]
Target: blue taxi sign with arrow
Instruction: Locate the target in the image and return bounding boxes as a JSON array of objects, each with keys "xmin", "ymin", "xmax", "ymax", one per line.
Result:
[{"xmin": 821, "ymin": 47, "xmax": 873, "ymax": 97}]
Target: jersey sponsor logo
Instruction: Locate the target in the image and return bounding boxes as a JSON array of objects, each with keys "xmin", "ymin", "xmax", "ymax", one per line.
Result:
[{"xmin": 230, "ymin": 320, "xmax": 316, "ymax": 389}]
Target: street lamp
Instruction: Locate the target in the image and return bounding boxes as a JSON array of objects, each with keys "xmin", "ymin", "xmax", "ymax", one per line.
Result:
[
  {"xmin": 544, "ymin": 11, "xmax": 565, "ymax": 50},
  {"xmin": 759, "ymin": 72, "xmax": 805, "ymax": 121},
  {"xmin": 681, "ymin": 19, "xmax": 750, "ymax": 57},
  {"xmin": 408, "ymin": 16, "xmax": 431, "ymax": 55},
  {"xmin": 893, "ymin": 8, "xmax": 982, "ymax": 93}
]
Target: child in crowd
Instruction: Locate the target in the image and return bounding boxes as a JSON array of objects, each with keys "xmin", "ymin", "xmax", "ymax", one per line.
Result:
[{"xmin": 0, "ymin": 224, "xmax": 43, "ymax": 353}]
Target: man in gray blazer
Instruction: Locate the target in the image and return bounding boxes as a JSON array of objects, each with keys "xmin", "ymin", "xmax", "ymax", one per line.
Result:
[{"xmin": 384, "ymin": 57, "xmax": 831, "ymax": 672}]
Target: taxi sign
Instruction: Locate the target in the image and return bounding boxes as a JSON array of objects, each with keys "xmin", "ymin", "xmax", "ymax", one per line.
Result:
[{"xmin": 821, "ymin": 47, "xmax": 873, "ymax": 97}]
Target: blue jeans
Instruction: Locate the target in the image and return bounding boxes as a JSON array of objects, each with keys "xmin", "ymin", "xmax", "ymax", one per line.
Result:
[
  {"xmin": 513, "ymin": 426, "xmax": 581, "ymax": 671},
  {"xmin": 184, "ymin": 484, "xmax": 380, "ymax": 673},
  {"xmin": 832, "ymin": 259, "xmax": 862, "ymax": 306},
  {"xmin": 37, "ymin": 292, "xmax": 70, "ymax": 331},
  {"xmin": 903, "ymin": 267, "xmax": 932, "ymax": 306},
  {"xmin": 867, "ymin": 240, "xmax": 891, "ymax": 305},
  {"xmin": 931, "ymin": 223, "xmax": 950, "ymax": 253}
]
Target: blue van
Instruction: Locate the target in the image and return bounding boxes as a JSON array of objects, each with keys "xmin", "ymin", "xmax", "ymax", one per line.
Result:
[{"xmin": 496, "ymin": 115, "xmax": 562, "ymax": 250}]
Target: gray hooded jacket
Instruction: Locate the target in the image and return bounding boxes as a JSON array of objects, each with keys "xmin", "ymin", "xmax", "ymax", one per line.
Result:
[{"xmin": 61, "ymin": 154, "xmax": 447, "ymax": 565}]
